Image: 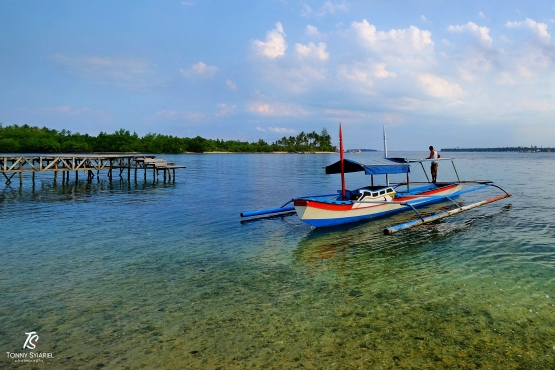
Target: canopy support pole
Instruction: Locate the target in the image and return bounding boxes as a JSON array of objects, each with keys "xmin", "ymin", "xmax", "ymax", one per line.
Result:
[
  {"xmin": 451, "ymin": 160, "xmax": 461, "ymax": 182},
  {"xmin": 420, "ymin": 162, "xmax": 430, "ymax": 183}
]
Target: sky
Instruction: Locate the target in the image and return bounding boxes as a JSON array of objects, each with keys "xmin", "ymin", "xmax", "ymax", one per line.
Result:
[{"xmin": 2, "ymin": 0, "xmax": 555, "ymax": 150}]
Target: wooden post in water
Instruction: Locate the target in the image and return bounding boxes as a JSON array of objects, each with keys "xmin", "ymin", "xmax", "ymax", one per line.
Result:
[
  {"xmin": 54, "ymin": 162, "xmax": 58, "ymax": 183},
  {"xmin": 19, "ymin": 161, "xmax": 23, "ymax": 187}
]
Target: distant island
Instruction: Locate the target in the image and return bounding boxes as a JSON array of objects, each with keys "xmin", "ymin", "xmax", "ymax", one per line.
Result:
[
  {"xmin": 442, "ymin": 146, "xmax": 553, "ymax": 153},
  {"xmin": 0, "ymin": 124, "xmax": 336, "ymax": 154},
  {"xmin": 346, "ymin": 149, "xmax": 377, "ymax": 153}
]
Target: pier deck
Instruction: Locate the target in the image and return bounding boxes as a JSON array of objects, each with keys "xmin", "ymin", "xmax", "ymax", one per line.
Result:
[{"xmin": 0, "ymin": 154, "xmax": 186, "ymax": 185}]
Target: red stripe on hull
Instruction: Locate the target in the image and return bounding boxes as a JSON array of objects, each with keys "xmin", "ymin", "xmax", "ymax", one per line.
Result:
[
  {"xmin": 395, "ymin": 184, "xmax": 459, "ymax": 202},
  {"xmin": 298, "ymin": 184, "xmax": 459, "ymax": 212}
]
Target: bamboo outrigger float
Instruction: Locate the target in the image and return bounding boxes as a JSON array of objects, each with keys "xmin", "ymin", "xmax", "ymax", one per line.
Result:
[{"xmin": 241, "ymin": 125, "xmax": 512, "ymax": 234}]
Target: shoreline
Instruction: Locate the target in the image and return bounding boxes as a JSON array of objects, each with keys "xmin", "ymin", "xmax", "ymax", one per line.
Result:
[{"xmin": 195, "ymin": 151, "xmax": 336, "ymax": 154}]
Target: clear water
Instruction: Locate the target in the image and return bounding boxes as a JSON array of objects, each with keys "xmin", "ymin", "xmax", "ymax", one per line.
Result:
[{"xmin": 1, "ymin": 152, "xmax": 555, "ymax": 369}]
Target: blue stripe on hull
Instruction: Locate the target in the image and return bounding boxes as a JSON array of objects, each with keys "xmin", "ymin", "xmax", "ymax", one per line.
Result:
[
  {"xmin": 303, "ymin": 208, "xmax": 400, "ymax": 227},
  {"xmin": 302, "ymin": 193, "xmax": 462, "ymax": 228}
]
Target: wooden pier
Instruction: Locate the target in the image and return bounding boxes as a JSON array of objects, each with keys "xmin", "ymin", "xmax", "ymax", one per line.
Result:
[{"xmin": 0, "ymin": 154, "xmax": 186, "ymax": 186}]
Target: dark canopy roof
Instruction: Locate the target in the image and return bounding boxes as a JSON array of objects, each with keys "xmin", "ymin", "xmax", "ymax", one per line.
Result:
[
  {"xmin": 325, "ymin": 158, "xmax": 365, "ymax": 174},
  {"xmin": 325, "ymin": 158, "xmax": 410, "ymax": 175}
]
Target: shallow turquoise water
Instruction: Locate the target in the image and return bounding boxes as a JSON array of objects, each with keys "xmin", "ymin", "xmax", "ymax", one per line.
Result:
[{"xmin": 1, "ymin": 152, "xmax": 555, "ymax": 369}]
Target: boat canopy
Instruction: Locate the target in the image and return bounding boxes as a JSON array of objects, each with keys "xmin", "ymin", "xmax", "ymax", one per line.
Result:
[{"xmin": 325, "ymin": 158, "xmax": 410, "ymax": 175}]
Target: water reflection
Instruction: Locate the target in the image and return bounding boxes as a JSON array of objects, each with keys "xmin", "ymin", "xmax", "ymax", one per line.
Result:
[{"xmin": 0, "ymin": 178, "xmax": 176, "ymax": 204}]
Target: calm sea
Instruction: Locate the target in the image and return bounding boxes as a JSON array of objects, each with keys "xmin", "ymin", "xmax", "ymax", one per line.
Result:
[{"xmin": 1, "ymin": 152, "xmax": 554, "ymax": 369}]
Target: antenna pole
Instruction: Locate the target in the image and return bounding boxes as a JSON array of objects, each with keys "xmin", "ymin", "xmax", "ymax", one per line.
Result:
[
  {"xmin": 383, "ymin": 125, "xmax": 389, "ymax": 185},
  {"xmin": 383, "ymin": 125, "xmax": 388, "ymax": 158}
]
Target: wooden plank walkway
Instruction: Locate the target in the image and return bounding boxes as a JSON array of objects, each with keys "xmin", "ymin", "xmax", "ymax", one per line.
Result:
[{"xmin": 0, "ymin": 154, "xmax": 186, "ymax": 185}]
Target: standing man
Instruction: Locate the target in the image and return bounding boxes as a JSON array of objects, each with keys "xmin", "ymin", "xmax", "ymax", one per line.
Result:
[{"xmin": 427, "ymin": 146, "xmax": 441, "ymax": 183}]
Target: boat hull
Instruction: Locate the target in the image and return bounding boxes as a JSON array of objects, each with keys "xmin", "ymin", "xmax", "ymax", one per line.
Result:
[{"xmin": 294, "ymin": 184, "xmax": 462, "ymax": 227}]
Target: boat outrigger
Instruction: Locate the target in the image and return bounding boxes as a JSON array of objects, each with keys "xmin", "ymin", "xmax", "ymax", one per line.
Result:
[{"xmin": 241, "ymin": 125, "xmax": 512, "ymax": 234}]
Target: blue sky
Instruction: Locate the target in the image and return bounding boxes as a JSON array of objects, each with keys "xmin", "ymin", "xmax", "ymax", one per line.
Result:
[{"xmin": 2, "ymin": 0, "xmax": 555, "ymax": 150}]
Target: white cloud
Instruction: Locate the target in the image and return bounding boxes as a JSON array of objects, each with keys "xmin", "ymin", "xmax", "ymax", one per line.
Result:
[
  {"xmin": 268, "ymin": 127, "xmax": 296, "ymax": 133},
  {"xmin": 295, "ymin": 42, "xmax": 330, "ymax": 60},
  {"xmin": 305, "ymin": 25, "xmax": 325, "ymax": 38},
  {"xmin": 458, "ymin": 68, "xmax": 475, "ymax": 82},
  {"xmin": 418, "ymin": 74, "xmax": 463, "ymax": 98},
  {"xmin": 372, "ymin": 63, "xmax": 396, "ymax": 78},
  {"xmin": 350, "ymin": 20, "xmax": 434, "ymax": 64},
  {"xmin": 252, "ymin": 22, "xmax": 287, "ymax": 59},
  {"xmin": 156, "ymin": 110, "xmax": 205, "ymax": 121},
  {"xmin": 512, "ymin": 46, "xmax": 551, "ymax": 76},
  {"xmin": 447, "ymin": 22, "xmax": 492, "ymax": 47},
  {"xmin": 519, "ymin": 99, "xmax": 553, "ymax": 111},
  {"xmin": 317, "ymin": 1, "xmax": 348, "ymax": 17},
  {"xmin": 506, "ymin": 18, "xmax": 550, "ymax": 44},
  {"xmin": 187, "ymin": 112, "xmax": 206, "ymax": 121},
  {"xmin": 256, "ymin": 127, "xmax": 266, "ymax": 132},
  {"xmin": 421, "ymin": 15, "xmax": 428, "ymax": 22},
  {"xmin": 180, "ymin": 62, "xmax": 218, "ymax": 77},
  {"xmin": 50, "ymin": 54, "xmax": 151, "ymax": 80},
  {"xmin": 216, "ymin": 103, "xmax": 236, "ymax": 117},
  {"xmin": 47, "ymin": 105, "xmax": 91, "ymax": 115},
  {"xmin": 478, "ymin": 11, "xmax": 486, "ymax": 18},
  {"xmin": 156, "ymin": 110, "xmax": 188, "ymax": 119},
  {"xmin": 226, "ymin": 79, "xmax": 238, "ymax": 90},
  {"xmin": 247, "ymin": 100, "xmax": 306, "ymax": 116},
  {"xmin": 337, "ymin": 62, "xmax": 396, "ymax": 89},
  {"xmin": 324, "ymin": 109, "xmax": 367, "ymax": 117}
]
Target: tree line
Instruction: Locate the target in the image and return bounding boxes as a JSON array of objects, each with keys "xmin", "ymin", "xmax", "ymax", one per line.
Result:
[
  {"xmin": 442, "ymin": 146, "xmax": 555, "ymax": 152},
  {"xmin": 0, "ymin": 124, "xmax": 335, "ymax": 154}
]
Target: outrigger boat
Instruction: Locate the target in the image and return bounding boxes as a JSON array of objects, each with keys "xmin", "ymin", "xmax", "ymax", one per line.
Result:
[{"xmin": 241, "ymin": 125, "xmax": 511, "ymax": 234}]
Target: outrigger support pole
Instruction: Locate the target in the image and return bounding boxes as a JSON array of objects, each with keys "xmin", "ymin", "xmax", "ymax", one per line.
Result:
[
  {"xmin": 384, "ymin": 193, "xmax": 512, "ymax": 235},
  {"xmin": 240, "ymin": 206, "xmax": 295, "ymax": 218},
  {"xmin": 405, "ymin": 203, "xmax": 424, "ymax": 221}
]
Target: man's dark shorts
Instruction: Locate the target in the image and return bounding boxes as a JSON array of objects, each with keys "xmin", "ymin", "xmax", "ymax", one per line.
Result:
[{"xmin": 431, "ymin": 162, "xmax": 438, "ymax": 177}]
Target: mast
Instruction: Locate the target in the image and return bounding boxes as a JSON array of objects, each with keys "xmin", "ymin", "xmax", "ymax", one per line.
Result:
[
  {"xmin": 340, "ymin": 123, "xmax": 346, "ymax": 200},
  {"xmin": 383, "ymin": 125, "xmax": 389, "ymax": 185}
]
